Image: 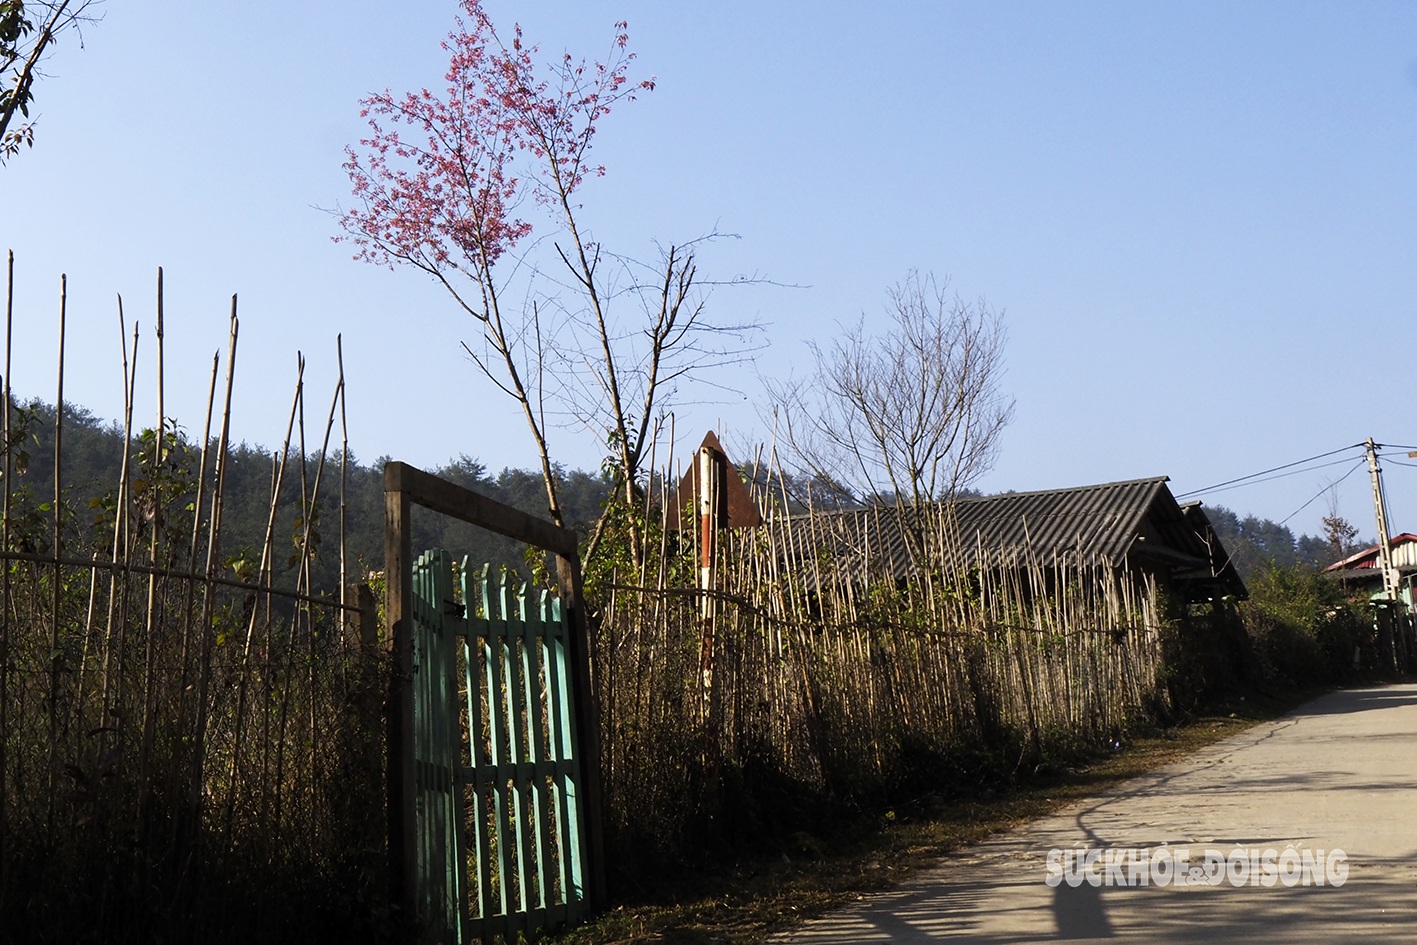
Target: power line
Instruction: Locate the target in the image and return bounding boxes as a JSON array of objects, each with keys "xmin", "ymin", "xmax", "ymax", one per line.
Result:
[
  {"xmin": 1175, "ymin": 443, "xmax": 1362, "ymax": 499},
  {"xmin": 1179, "ymin": 453, "xmax": 1364, "ymax": 499},
  {"xmin": 1277, "ymin": 460, "xmax": 1366, "ymax": 527}
]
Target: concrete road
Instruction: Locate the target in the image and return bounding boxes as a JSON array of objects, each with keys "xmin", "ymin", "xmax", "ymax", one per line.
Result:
[{"xmin": 775, "ymin": 684, "xmax": 1417, "ymax": 943}]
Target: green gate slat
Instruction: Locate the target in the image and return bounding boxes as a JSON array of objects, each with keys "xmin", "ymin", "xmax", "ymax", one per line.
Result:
[
  {"xmin": 523, "ymin": 588, "xmax": 552, "ymax": 915},
  {"xmin": 481, "ymin": 566, "xmax": 513, "ymax": 930},
  {"xmin": 501, "ymin": 572, "xmax": 532, "ymax": 932},
  {"xmin": 458, "ymin": 558, "xmax": 493, "ymax": 941},
  {"xmin": 411, "ymin": 551, "xmax": 461, "ymax": 942},
  {"xmin": 544, "ymin": 592, "xmax": 573, "ymax": 912}
]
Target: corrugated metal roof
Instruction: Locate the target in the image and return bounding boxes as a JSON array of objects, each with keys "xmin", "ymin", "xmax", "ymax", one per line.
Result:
[
  {"xmin": 1324, "ymin": 534, "xmax": 1417, "ymax": 572},
  {"xmin": 952, "ymin": 477, "xmax": 1174, "ymax": 567},
  {"xmin": 775, "ymin": 477, "xmax": 1246, "ymax": 599}
]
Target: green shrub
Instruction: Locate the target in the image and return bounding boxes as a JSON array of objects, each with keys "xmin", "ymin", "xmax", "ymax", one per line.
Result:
[{"xmin": 1241, "ymin": 565, "xmax": 1371, "ymax": 685}]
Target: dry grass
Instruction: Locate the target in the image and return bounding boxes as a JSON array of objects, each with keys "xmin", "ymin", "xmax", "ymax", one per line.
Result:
[{"xmin": 556, "ymin": 686, "xmax": 1322, "ymax": 945}]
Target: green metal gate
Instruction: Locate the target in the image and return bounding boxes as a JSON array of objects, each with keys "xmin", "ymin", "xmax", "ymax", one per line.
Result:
[{"xmin": 411, "ymin": 549, "xmax": 590, "ymax": 943}]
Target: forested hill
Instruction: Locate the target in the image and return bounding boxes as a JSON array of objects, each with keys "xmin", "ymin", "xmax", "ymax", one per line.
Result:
[
  {"xmin": 6, "ymin": 398, "xmax": 1363, "ymax": 591},
  {"xmin": 6, "ymin": 399, "xmax": 613, "ymax": 592},
  {"xmin": 1201, "ymin": 504, "xmax": 1368, "ymax": 579}
]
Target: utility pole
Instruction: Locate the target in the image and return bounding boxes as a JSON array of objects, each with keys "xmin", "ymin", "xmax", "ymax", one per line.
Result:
[{"xmin": 1364, "ymin": 437, "xmax": 1401, "ymax": 601}]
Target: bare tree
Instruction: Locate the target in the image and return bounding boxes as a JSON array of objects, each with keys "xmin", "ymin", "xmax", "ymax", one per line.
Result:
[
  {"xmin": 0, "ymin": 0, "xmax": 100, "ymax": 163},
  {"xmin": 770, "ymin": 270, "xmax": 1013, "ymax": 541},
  {"xmin": 1322, "ymin": 485, "xmax": 1360, "ymax": 564}
]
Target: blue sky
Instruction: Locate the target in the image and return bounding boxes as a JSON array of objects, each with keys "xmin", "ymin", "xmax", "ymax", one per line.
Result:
[{"xmin": 3, "ymin": 1, "xmax": 1416, "ymax": 539}]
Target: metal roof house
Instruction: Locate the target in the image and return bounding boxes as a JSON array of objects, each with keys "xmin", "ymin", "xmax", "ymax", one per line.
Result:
[
  {"xmin": 1323, "ymin": 534, "xmax": 1417, "ymax": 608},
  {"xmin": 783, "ymin": 477, "xmax": 1247, "ymax": 603}
]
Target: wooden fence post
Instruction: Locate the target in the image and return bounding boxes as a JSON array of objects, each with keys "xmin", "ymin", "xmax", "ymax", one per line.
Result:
[{"xmin": 344, "ymin": 581, "xmax": 378, "ymax": 652}]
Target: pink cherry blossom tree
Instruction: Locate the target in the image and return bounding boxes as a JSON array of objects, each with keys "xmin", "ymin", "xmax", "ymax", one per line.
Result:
[
  {"xmin": 337, "ymin": 1, "xmax": 650, "ymax": 530},
  {"xmin": 339, "ymin": 2, "xmax": 762, "ymax": 559}
]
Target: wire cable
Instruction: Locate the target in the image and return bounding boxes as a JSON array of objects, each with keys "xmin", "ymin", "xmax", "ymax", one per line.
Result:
[
  {"xmin": 1277, "ymin": 460, "xmax": 1366, "ymax": 527},
  {"xmin": 1181, "ymin": 454, "xmax": 1365, "ymax": 498},
  {"xmin": 1174, "ymin": 443, "xmax": 1363, "ymax": 499}
]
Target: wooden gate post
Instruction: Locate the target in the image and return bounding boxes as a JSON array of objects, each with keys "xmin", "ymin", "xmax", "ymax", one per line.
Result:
[
  {"xmin": 384, "ymin": 483, "xmax": 416, "ymax": 939},
  {"xmin": 556, "ymin": 551, "xmax": 608, "ymax": 909}
]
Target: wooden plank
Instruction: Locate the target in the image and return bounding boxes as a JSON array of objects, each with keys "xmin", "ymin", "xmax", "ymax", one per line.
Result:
[
  {"xmin": 524, "ymin": 588, "xmax": 553, "ymax": 912},
  {"xmin": 501, "ymin": 574, "xmax": 531, "ymax": 936},
  {"xmin": 385, "ymin": 461, "xmax": 577, "ymax": 557},
  {"xmin": 458, "ymin": 563, "xmax": 493, "ymax": 937},
  {"xmin": 384, "ymin": 487, "xmax": 416, "ymax": 941},
  {"xmin": 482, "ymin": 569, "xmax": 513, "ymax": 924}
]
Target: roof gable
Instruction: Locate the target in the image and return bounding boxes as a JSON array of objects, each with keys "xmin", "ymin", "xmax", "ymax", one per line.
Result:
[{"xmin": 951, "ymin": 477, "xmax": 1171, "ymax": 566}]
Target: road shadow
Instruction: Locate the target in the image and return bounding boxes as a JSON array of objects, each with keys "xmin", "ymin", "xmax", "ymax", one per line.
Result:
[
  {"xmin": 783, "ymin": 864, "xmax": 1417, "ymax": 943},
  {"xmin": 1288, "ymin": 684, "xmax": 1417, "ymax": 717}
]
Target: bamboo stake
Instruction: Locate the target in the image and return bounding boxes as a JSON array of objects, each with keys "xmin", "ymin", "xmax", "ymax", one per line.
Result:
[
  {"xmin": 138, "ymin": 267, "xmax": 166, "ymax": 833},
  {"xmin": 296, "ymin": 363, "xmax": 343, "ymax": 601},
  {"xmin": 243, "ymin": 358, "xmax": 303, "ymax": 656},
  {"xmin": 190, "ymin": 302, "xmax": 237, "ymax": 828},
  {"xmin": 0, "ymin": 249, "xmax": 11, "ymax": 852},
  {"xmin": 229, "ymin": 356, "xmax": 302, "ymax": 837},
  {"xmin": 257, "ymin": 449, "xmax": 278, "ymax": 836},
  {"xmin": 45, "ymin": 274, "xmax": 66, "ymax": 837},
  {"xmin": 100, "ymin": 302, "xmax": 134, "ymax": 720},
  {"xmin": 107, "ymin": 320, "xmax": 141, "ymax": 746},
  {"xmin": 73, "ymin": 551, "xmax": 98, "ymax": 768},
  {"xmin": 269, "ymin": 361, "xmax": 307, "ymax": 833},
  {"xmin": 337, "ymin": 335, "xmax": 347, "ymax": 595},
  {"xmin": 178, "ymin": 351, "xmax": 220, "ymax": 706},
  {"xmin": 291, "ymin": 363, "xmax": 345, "ymax": 849}
]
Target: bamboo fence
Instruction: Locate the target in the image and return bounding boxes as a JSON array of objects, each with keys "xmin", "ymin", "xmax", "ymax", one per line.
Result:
[
  {"xmin": 0, "ymin": 256, "xmax": 381, "ymax": 943},
  {"xmin": 588, "ymin": 449, "xmax": 1173, "ymax": 866}
]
